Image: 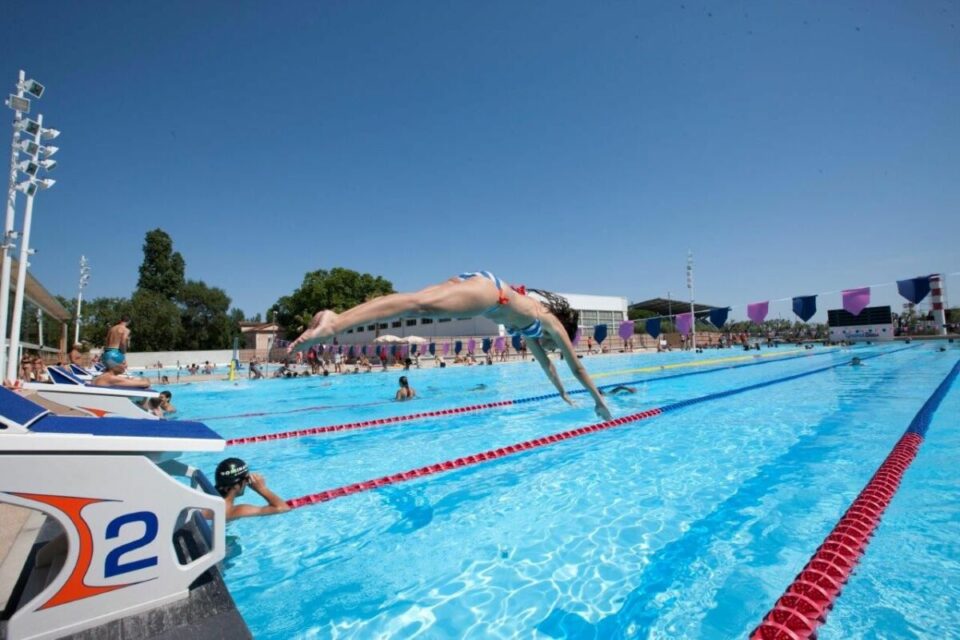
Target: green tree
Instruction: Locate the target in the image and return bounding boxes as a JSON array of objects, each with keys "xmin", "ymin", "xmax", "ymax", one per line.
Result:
[
  {"xmin": 58, "ymin": 295, "xmax": 132, "ymax": 346},
  {"xmin": 177, "ymin": 280, "xmax": 233, "ymax": 350},
  {"xmin": 129, "ymin": 290, "xmax": 182, "ymax": 351},
  {"xmin": 270, "ymin": 268, "xmax": 394, "ymax": 338},
  {"xmin": 137, "ymin": 229, "xmax": 185, "ymax": 300}
]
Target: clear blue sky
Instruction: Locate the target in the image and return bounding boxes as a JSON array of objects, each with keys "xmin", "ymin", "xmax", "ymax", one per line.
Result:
[{"xmin": 3, "ymin": 1, "xmax": 958, "ymax": 322}]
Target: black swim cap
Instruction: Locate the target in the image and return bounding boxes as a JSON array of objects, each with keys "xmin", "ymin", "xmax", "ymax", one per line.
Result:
[{"xmin": 215, "ymin": 457, "xmax": 249, "ymax": 492}]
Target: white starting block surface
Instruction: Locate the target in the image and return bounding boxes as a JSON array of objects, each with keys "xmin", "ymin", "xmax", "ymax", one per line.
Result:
[{"xmin": 0, "ymin": 387, "xmax": 228, "ymax": 640}]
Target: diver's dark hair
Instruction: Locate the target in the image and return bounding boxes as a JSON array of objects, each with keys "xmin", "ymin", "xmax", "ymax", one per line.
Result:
[{"xmin": 528, "ymin": 289, "xmax": 579, "ymax": 343}]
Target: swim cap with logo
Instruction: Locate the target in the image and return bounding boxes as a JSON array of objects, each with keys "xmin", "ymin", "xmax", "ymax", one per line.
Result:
[{"xmin": 215, "ymin": 457, "xmax": 249, "ymax": 492}]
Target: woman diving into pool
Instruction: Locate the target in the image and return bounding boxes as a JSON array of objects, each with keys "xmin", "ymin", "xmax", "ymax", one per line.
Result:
[{"xmin": 289, "ymin": 271, "xmax": 612, "ymax": 420}]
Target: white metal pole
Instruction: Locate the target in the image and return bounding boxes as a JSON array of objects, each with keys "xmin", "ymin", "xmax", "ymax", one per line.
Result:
[
  {"xmin": 36, "ymin": 306, "xmax": 43, "ymax": 348},
  {"xmin": 74, "ymin": 288, "xmax": 83, "ymax": 345},
  {"xmin": 0, "ymin": 70, "xmax": 26, "ymax": 379},
  {"xmin": 687, "ymin": 251, "xmax": 696, "ymax": 350},
  {"xmin": 6, "ymin": 113, "xmax": 41, "ymax": 381}
]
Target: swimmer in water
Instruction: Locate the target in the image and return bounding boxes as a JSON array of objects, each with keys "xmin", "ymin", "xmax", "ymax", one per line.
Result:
[
  {"xmin": 600, "ymin": 385, "xmax": 636, "ymax": 396},
  {"xmin": 289, "ymin": 272, "xmax": 611, "ymax": 420},
  {"xmin": 396, "ymin": 375, "xmax": 416, "ymax": 401},
  {"xmin": 850, "ymin": 357, "xmax": 863, "ymax": 366}
]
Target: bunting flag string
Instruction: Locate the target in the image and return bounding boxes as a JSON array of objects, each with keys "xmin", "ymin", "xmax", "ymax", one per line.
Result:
[
  {"xmin": 594, "ymin": 323, "xmax": 608, "ymax": 344},
  {"xmin": 792, "ymin": 295, "xmax": 817, "ymax": 322},
  {"xmin": 842, "ymin": 287, "xmax": 871, "ymax": 316},
  {"xmin": 630, "ymin": 272, "xmax": 958, "ymax": 326},
  {"xmin": 676, "ymin": 312, "xmax": 693, "ymax": 335},
  {"xmin": 747, "ymin": 301, "xmax": 769, "ymax": 324}
]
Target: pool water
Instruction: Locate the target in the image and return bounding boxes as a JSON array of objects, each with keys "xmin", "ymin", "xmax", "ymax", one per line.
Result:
[{"xmin": 171, "ymin": 344, "xmax": 960, "ymax": 639}]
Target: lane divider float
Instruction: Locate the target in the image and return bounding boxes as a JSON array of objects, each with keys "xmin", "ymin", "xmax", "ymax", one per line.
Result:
[
  {"xmin": 750, "ymin": 358, "xmax": 960, "ymax": 640},
  {"xmin": 284, "ymin": 347, "xmax": 912, "ymax": 509},
  {"xmin": 196, "ymin": 347, "xmax": 824, "ymax": 422},
  {"xmin": 227, "ymin": 348, "xmax": 841, "ymax": 446}
]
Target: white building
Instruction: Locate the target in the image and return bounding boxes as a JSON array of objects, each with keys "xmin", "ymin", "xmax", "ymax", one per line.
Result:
[{"xmin": 336, "ymin": 291, "xmax": 629, "ymax": 344}]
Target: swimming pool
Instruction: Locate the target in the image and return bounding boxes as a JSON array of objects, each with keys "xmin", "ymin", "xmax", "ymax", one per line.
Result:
[{"xmin": 172, "ymin": 344, "xmax": 960, "ymax": 639}]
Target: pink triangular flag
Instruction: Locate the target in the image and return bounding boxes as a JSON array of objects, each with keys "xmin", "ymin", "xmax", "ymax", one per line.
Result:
[
  {"xmin": 676, "ymin": 313, "xmax": 692, "ymax": 335},
  {"xmin": 747, "ymin": 301, "xmax": 769, "ymax": 324},
  {"xmin": 842, "ymin": 287, "xmax": 870, "ymax": 316}
]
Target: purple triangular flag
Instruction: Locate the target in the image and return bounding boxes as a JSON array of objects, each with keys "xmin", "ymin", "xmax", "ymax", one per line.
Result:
[
  {"xmin": 676, "ymin": 312, "xmax": 693, "ymax": 335},
  {"xmin": 572, "ymin": 329, "xmax": 581, "ymax": 347},
  {"xmin": 618, "ymin": 320, "xmax": 634, "ymax": 341},
  {"xmin": 842, "ymin": 287, "xmax": 870, "ymax": 316},
  {"xmin": 747, "ymin": 302, "xmax": 769, "ymax": 324}
]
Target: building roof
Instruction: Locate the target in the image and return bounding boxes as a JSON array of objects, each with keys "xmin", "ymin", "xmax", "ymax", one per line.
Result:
[
  {"xmin": 10, "ymin": 260, "xmax": 70, "ymax": 322},
  {"xmin": 239, "ymin": 322, "xmax": 279, "ymax": 332},
  {"xmin": 628, "ymin": 297, "xmax": 719, "ymax": 318}
]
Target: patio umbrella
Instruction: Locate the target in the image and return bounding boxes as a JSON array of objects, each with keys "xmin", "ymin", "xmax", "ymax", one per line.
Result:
[
  {"xmin": 374, "ymin": 334, "xmax": 404, "ymax": 343},
  {"xmin": 405, "ymin": 336, "xmax": 428, "ymax": 344}
]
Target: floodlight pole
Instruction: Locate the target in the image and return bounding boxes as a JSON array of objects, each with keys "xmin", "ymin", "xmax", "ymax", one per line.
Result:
[
  {"xmin": 74, "ymin": 256, "xmax": 90, "ymax": 345},
  {"xmin": 36, "ymin": 306, "xmax": 43, "ymax": 348},
  {"xmin": 6, "ymin": 113, "xmax": 42, "ymax": 381},
  {"xmin": 0, "ymin": 70, "xmax": 27, "ymax": 379},
  {"xmin": 687, "ymin": 250, "xmax": 696, "ymax": 350}
]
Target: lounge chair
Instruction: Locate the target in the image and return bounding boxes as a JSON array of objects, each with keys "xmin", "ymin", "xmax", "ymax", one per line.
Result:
[{"xmin": 20, "ymin": 366, "xmax": 161, "ymax": 419}]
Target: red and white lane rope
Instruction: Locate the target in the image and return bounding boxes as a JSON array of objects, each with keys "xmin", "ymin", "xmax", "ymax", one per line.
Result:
[{"xmin": 751, "ymin": 358, "xmax": 960, "ymax": 640}]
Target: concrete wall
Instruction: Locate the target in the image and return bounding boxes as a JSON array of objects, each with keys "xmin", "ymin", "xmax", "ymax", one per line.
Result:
[{"xmin": 124, "ymin": 350, "xmax": 235, "ymax": 368}]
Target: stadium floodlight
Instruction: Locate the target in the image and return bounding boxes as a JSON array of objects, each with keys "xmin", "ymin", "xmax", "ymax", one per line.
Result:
[
  {"xmin": 18, "ymin": 79, "xmax": 44, "ymax": 99},
  {"xmin": 40, "ymin": 127, "xmax": 60, "ymax": 140},
  {"xmin": 38, "ymin": 158, "xmax": 56, "ymax": 171},
  {"xmin": 15, "ymin": 180, "xmax": 38, "ymax": 197},
  {"xmin": 14, "ymin": 139, "xmax": 39, "ymax": 155},
  {"xmin": 6, "ymin": 94, "xmax": 31, "ymax": 113},
  {"xmin": 35, "ymin": 178, "xmax": 55, "ymax": 190},
  {"xmin": 13, "ymin": 118, "xmax": 40, "ymax": 135},
  {"xmin": 39, "ymin": 145, "xmax": 58, "ymax": 158},
  {"xmin": 16, "ymin": 160, "xmax": 39, "ymax": 177}
]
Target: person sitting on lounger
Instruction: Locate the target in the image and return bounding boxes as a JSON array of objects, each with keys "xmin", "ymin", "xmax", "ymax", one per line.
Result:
[
  {"xmin": 288, "ymin": 272, "xmax": 612, "ymax": 420},
  {"xmin": 92, "ymin": 350, "xmax": 151, "ymax": 389}
]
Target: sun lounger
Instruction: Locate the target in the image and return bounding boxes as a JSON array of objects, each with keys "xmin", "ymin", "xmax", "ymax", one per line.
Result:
[{"xmin": 21, "ymin": 366, "xmax": 161, "ymax": 419}]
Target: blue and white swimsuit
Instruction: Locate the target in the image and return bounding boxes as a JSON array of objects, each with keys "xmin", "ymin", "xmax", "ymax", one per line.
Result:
[{"xmin": 457, "ymin": 271, "xmax": 544, "ymax": 339}]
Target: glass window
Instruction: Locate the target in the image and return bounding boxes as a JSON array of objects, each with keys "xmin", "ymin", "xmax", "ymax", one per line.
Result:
[
  {"xmin": 348, "ymin": 328, "xmax": 355, "ymax": 333},
  {"xmin": 379, "ymin": 323, "xmax": 388, "ymax": 329},
  {"xmin": 367, "ymin": 325, "xmax": 376, "ymax": 331},
  {"xmin": 406, "ymin": 319, "xmax": 417, "ymax": 326},
  {"xmin": 421, "ymin": 318, "xmax": 434, "ymax": 325},
  {"xmin": 438, "ymin": 318, "xmax": 451, "ymax": 323},
  {"xmin": 391, "ymin": 321, "xmax": 402, "ymax": 328}
]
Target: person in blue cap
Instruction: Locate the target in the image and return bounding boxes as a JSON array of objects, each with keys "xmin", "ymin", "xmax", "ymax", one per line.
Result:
[{"xmin": 92, "ymin": 349, "xmax": 151, "ymax": 388}]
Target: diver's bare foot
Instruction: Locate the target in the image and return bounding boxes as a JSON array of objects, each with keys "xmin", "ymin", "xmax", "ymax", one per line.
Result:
[{"xmin": 288, "ymin": 311, "xmax": 338, "ymax": 353}]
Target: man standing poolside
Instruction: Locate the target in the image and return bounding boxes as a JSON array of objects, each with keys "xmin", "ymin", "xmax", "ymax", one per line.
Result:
[{"xmin": 104, "ymin": 316, "xmax": 131, "ymax": 370}]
